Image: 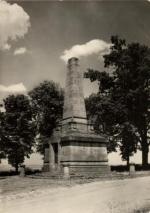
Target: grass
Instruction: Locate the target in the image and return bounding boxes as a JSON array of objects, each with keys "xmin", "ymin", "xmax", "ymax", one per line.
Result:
[
  {"xmin": 134, "ymin": 206, "xmax": 150, "ymax": 213},
  {"xmin": 1, "ymin": 170, "xmax": 150, "ymax": 197}
]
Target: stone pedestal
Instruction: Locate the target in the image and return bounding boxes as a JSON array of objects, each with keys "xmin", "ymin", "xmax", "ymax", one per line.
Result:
[{"xmin": 60, "ymin": 131, "xmax": 109, "ymax": 177}]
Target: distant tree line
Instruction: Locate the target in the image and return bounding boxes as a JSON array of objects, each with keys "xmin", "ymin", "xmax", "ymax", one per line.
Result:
[{"xmin": 0, "ymin": 36, "xmax": 150, "ymax": 171}]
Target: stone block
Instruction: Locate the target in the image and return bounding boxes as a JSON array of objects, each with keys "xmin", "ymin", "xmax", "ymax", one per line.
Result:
[
  {"xmin": 129, "ymin": 163, "xmax": 135, "ymax": 175},
  {"xmin": 20, "ymin": 166, "xmax": 25, "ymax": 177}
]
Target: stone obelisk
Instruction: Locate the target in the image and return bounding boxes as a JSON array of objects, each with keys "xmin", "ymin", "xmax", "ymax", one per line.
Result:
[
  {"xmin": 60, "ymin": 57, "xmax": 109, "ymax": 177},
  {"xmin": 63, "ymin": 57, "xmax": 87, "ymax": 125}
]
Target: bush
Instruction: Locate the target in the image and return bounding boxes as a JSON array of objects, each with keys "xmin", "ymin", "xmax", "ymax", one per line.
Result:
[
  {"xmin": 0, "ymin": 170, "xmax": 18, "ymax": 176},
  {"xmin": 111, "ymin": 164, "xmax": 150, "ymax": 172},
  {"xmin": 24, "ymin": 167, "xmax": 41, "ymax": 175},
  {"xmin": 111, "ymin": 165, "xmax": 128, "ymax": 172}
]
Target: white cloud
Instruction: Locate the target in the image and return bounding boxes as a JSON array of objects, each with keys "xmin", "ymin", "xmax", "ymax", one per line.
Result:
[
  {"xmin": 14, "ymin": 47, "xmax": 27, "ymax": 55},
  {"xmin": 0, "ymin": 0, "xmax": 30, "ymax": 51},
  {"xmin": 60, "ymin": 39, "xmax": 111, "ymax": 63},
  {"xmin": 0, "ymin": 83, "xmax": 27, "ymax": 93}
]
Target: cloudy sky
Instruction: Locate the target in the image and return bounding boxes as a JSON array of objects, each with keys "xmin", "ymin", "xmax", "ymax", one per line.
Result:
[{"xmin": 1, "ymin": 0, "xmax": 150, "ymax": 102}]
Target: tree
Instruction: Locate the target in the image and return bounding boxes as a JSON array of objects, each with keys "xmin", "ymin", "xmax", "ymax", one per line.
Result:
[
  {"xmin": 29, "ymin": 80, "xmax": 64, "ymax": 154},
  {"xmin": 3, "ymin": 94, "xmax": 35, "ymax": 172},
  {"xmin": 0, "ymin": 111, "xmax": 6, "ymax": 160},
  {"xmin": 85, "ymin": 93, "xmax": 138, "ymax": 166},
  {"xmin": 117, "ymin": 122, "xmax": 139, "ymax": 167},
  {"xmin": 85, "ymin": 94, "xmax": 118, "ymax": 153},
  {"xmin": 85, "ymin": 36, "xmax": 150, "ymax": 166}
]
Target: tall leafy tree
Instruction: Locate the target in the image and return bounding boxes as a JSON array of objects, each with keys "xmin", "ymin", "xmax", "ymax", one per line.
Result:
[
  {"xmin": 29, "ymin": 80, "xmax": 64, "ymax": 154},
  {"xmin": 3, "ymin": 94, "xmax": 35, "ymax": 172},
  {"xmin": 85, "ymin": 36, "xmax": 150, "ymax": 166}
]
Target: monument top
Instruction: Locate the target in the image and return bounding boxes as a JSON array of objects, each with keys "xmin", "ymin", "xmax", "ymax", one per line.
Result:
[{"xmin": 68, "ymin": 57, "xmax": 79, "ymax": 66}]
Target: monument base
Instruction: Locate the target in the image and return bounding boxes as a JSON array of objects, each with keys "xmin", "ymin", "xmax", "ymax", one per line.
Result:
[
  {"xmin": 60, "ymin": 131, "xmax": 110, "ymax": 177},
  {"xmin": 62, "ymin": 162, "xmax": 110, "ymax": 177}
]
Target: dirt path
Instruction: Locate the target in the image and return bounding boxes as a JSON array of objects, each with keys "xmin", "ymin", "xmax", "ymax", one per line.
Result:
[{"xmin": 1, "ymin": 176, "xmax": 150, "ymax": 213}]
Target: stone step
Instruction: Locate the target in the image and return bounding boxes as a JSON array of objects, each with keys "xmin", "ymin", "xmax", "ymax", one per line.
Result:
[
  {"xmin": 29, "ymin": 171, "xmax": 114, "ymax": 180},
  {"xmin": 31, "ymin": 171, "xmax": 64, "ymax": 179}
]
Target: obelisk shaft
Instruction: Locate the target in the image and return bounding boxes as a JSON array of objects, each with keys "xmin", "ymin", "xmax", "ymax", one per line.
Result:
[{"xmin": 63, "ymin": 57, "xmax": 87, "ymax": 124}]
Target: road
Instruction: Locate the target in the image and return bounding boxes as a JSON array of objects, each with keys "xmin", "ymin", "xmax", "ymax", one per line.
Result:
[{"xmin": 1, "ymin": 176, "xmax": 150, "ymax": 213}]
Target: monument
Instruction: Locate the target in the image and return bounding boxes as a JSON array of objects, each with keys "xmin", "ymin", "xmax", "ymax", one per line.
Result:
[{"xmin": 43, "ymin": 57, "xmax": 109, "ymax": 177}]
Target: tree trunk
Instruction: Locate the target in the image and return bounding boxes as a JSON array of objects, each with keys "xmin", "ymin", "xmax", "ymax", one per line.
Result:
[
  {"xmin": 126, "ymin": 155, "xmax": 130, "ymax": 169},
  {"xmin": 142, "ymin": 145, "xmax": 149, "ymax": 168},
  {"xmin": 141, "ymin": 133, "xmax": 149, "ymax": 168},
  {"xmin": 15, "ymin": 163, "xmax": 19, "ymax": 173}
]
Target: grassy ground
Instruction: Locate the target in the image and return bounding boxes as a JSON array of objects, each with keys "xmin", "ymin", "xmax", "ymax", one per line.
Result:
[
  {"xmin": 0, "ymin": 176, "xmax": 70, "ymax": 196},
  {"xmin": 1, "ymin": 171, "xmax": 150, "ymax": 197}
]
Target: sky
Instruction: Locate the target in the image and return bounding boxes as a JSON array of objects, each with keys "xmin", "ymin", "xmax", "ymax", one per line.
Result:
[
  {"xmin": 0, "ymin": 0, "xmax": 150, "ymax": 166},
  {"xmin": 1, "ymin": 0, "xmax": 150, "ymax": 100}
]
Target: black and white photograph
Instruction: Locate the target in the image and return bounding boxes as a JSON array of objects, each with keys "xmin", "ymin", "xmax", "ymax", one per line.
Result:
[{"xmin": 0, "ymin": 0, "xmax": 150, "ymax": 212}]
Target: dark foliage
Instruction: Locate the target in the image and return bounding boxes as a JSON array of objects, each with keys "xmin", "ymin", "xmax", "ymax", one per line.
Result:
[
  {"xmin": 1, "ymin": 94, "xmax": 36, "ymax": 172},
  {"xmin": 29, "ymin": 80, "xmax": 64, "ymax": 154},
  {"xmin": 85, "ymin": 35, "xmax": 150, "ymax": 166}
]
